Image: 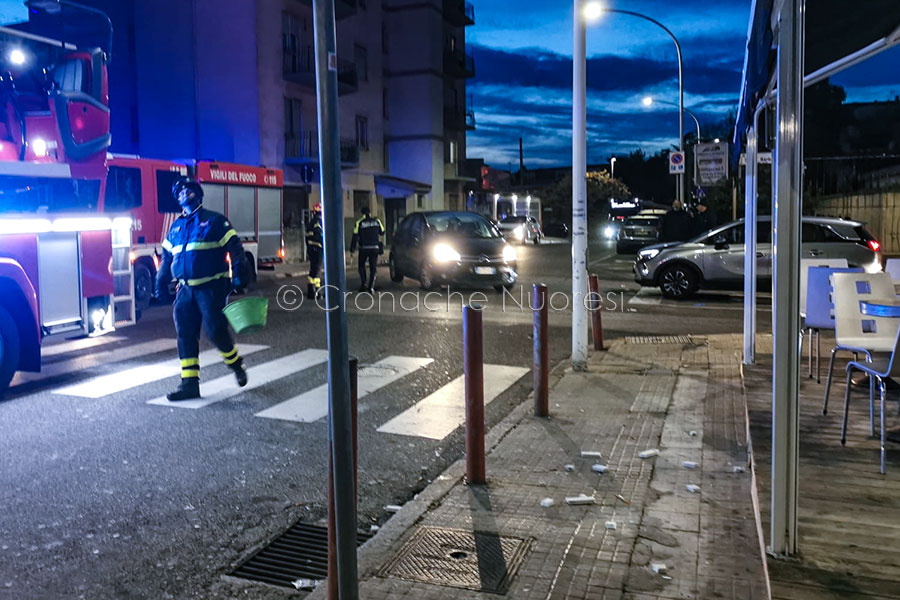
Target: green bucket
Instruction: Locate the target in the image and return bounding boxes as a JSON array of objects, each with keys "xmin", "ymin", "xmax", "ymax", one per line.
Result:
[{"xmin": 223, "ymin": 296, "xmax": 269, "ymax": 334}]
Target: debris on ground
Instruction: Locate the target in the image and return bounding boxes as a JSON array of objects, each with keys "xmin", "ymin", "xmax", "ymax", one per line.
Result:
[
  {"xmin": 688, "ymin": 430, "xmax": 698, "ymax": 437},
  {"xmin": 369, "ymin": 525, "xmax": 380, "ymax": 533},
  {"xmin": 651, "ymin": 563, "xmax": 668, "ymax": 575},
  {"xmin": 615, "ymin": 494, "xmax": 631, "ymax": 505},
  {"xmin": 565, "ymin": 494, "xmax": 595, "ymax": 505},
  {"xmin": 605, "ymin": 520, "xmax": 617, "ymax": 530},
  {"xmin": 685, "ymin": 484, "xmax": 701, "ymax": 493},
  {"xmin": 564, "ymin": 464, "xmax": 576, "ymax": 472},
  {"xmin": 638, "ymin": 449, "xmax": 660, "ymax": 459},
  {"xmin": 591, "ymin": 463, "xmax": 609, "ymax": 474},
  {"xmin": 291, "ymin": 579, "xmax": 319, "ymax": 590},
  {"xmin": 580, "ymin": 450, "xmax": 603, "ymax": 459},
  {"xmin": 384, "ymin": 504, "xmax": 403, "ymax": 513},
  {"xmin": 540, "ymin": 498, "xmax": 555, "ymax": 508},
  {"xmin": 682, "ymin": 461, "xmax": 699, "ymax": 469},
  {"xmin": 732, "ymin": 465, "xmax": 746, "ymax": 473}
]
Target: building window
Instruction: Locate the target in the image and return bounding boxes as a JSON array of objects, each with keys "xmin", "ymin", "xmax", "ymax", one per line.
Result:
[
  {"xmin": 354, "ymin": 44, "xmax": 368, "ymax": 83},
  {"xmin": 282, "ymin": 13, "xmax": 303, "ymax": 74},
  {"xmin": 416, "ymin": 194, "xmax": 425, "ymax": 209},
  {"xmin": 449, "ymin": 140, "xmax": 458, "ymax": 164},
  {"xmin": 356, "ymin": 116, "xmax": 369, "ymax": 150},
  {"xmin": 383, "ymin": 88, "xmax": 389, "ymax": 120},
  {"xmin": 285, "ymin": 97, "xmax": 302, "ymax": 137},
  {"xmin": 448, "ymin": 35, "xmax": 457, "ymax": 52}
]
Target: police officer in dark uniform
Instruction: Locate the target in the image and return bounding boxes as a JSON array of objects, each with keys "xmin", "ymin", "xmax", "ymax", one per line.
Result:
[
  {"xmin": 155, "ymin": 177, "xmax": 249, "ymax": 401},
  {"xmin": 349, "ymin": 206, "xmax": 385, "ymax": 293},
  {"xmin": 305, "ymin": 203, "xmax": 323, "ymax": 299}
]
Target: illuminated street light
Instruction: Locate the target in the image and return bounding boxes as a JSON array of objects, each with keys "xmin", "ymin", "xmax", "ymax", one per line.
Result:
[
  {"xmin": 584, "ymin": 1, "xmax": 605, "ymax": 21},
  {"xmin": 642, "ymin": 96, "xmax": 653, "ymax": 107},
  {"xmin": 8, "ymin": 49, "xmax": 26, "ymax": 66},
  {"xmin": 641, "ymin": 96, "xmax": 701, "ymax": 141}
]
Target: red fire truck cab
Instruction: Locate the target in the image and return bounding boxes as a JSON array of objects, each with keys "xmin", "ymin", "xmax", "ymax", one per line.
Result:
[{"xmin": 100, "ymin": 157, "xmax": 284, "ymax": 311}]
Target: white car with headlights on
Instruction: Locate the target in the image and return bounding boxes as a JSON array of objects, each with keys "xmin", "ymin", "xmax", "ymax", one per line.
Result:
[
  {"xmin": 389, "ymin": 211, "xmax": 518, "ymax": 291},
  {"xmin": 497, "ymin": 215, "xmax": 542, "ymax": 244}
]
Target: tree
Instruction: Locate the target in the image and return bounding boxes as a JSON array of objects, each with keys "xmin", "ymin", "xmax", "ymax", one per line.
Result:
[{"xmin": 542, "ymin": 171, "xmax": 631, "ymax": 219}]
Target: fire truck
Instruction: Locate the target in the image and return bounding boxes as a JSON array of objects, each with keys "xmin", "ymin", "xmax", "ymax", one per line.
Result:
[
  {"xmin": 0, "ymin": 2, "xmax": 135, "ymax": 394},
  {"xmin": 100, "ymin": 156, "xmax": 284, "ymax": 311}
]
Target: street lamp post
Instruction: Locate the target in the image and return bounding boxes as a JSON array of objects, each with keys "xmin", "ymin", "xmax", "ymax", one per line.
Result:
[
  {"xmin": 572, "ymin": 0, "xmax": 589, "ymax": 371},
  {"xmin": 586, "ymin": 4, "xmax": 684, "ymax": 203},
  {"xmin": 642, "ymin": 96, "xmax": 700, "ymax": 142},
  {"xmin": 610, "ymin": 156, "xmax": 616, "ymax": 179}
]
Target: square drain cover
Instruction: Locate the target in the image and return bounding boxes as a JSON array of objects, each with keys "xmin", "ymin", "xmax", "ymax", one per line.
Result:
[
  {"xmin": 625, "ymin": 335, "xmax": 693, "ymax": 345},
  {"xmin": 381, "ymin": 526, "xmax": 530, "ymax": 594}
]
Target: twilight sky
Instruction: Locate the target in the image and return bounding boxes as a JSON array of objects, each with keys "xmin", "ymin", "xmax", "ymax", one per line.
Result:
[{"xmin": 466, "ymin": 0, "xmax": 900, "ymax": 169}]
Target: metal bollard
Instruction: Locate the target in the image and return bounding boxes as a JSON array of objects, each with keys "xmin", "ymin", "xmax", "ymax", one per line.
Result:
[
  {"xmin": 533, "ymin": 284, "xmax": 549, "ymax": 417},
  {"xmin": 328, "ymin": 357, "xmax": 358, "ymax": 600},
  {"xmin": 463, "ymin": 304, "xmax": 486, "ymax": 485},
  {"xmin": 588, "ymin": 274, "xmax": 604, "ymax": 351}
]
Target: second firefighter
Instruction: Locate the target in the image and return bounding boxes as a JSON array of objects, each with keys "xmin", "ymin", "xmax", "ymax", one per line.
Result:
[{"xmin": 350, "ymin": 206, "xmax": 385, "ymax": 293}]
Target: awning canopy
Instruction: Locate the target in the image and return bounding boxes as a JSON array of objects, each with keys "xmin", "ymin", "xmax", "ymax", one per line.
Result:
[
  {"xmin": 733, "ymin": 0, "xmax": 900, "ymax": 159},
  {"xmin": 374, "ymin": 175, "xmax": 431, "ymax": 198}
]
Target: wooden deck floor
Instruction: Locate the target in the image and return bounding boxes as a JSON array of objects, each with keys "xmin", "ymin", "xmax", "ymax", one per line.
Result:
[{"xmin": 744, "ymin": 334, "xmax": 900, "ymax": 600}]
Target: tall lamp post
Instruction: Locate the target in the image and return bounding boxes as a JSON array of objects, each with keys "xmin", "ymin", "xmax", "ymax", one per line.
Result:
[
  {"xmin": 642, "ymin": 96, "xmax": 700, "ymax": 142},
  {"xmin": 610, "ymin": 156, "xmax": 617, "ymax": 179},
  {"xmin": 585, "ymin": 3, "xmax": 684, "ymax": 203}
]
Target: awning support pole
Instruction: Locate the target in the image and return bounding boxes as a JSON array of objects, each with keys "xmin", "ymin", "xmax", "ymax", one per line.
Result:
[
  {"xmin": 743, "ymin": 101, "xmax": 766, "ymax": 365},
  {"xmin": 770, "ymin": 0, "xmax": 804, "ymax": 557}
]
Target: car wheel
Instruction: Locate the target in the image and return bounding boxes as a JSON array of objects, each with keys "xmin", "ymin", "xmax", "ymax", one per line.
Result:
[
  {"xmin": 0, "ymin": 305, "xmax": 20, "ymax": 396},
  {"xmin": 389, "ymin": 254, "xmax": 403, "ymax": 282},
  {"xmin": 659, "ymin": 264, "xmax": 699, "ymax": 299},
  {"xmin": 133, "ymin": 264, "xmax": 152, "ymax": 313},
  {"xmin": 419, "ymin": 262, "xmax": 436, "ymax": 290}
]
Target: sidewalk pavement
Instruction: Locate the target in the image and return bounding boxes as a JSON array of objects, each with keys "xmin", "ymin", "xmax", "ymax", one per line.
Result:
[{"xmin": 309, "ymin": 335, "xmax": 769, "ymax": 600}]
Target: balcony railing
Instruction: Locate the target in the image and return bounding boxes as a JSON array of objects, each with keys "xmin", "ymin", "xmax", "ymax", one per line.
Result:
[
  {"xmin": 444, "ymin": 107, "xmax": 476, "ymax": 131},
  {"xmin": 283, "ymin": 46, "xmax": 358, "ymax": 95},
  {"xmin": 296, "ymin": 0, "xmax": 358, "ymax": 20},
  {"xmin": 444, "ymin": 0, "xmax": 475, "ymax": 26},
  {"xmin": 443, "ymin": 48, "xmax": 475, "ymax": 79},
  {"xmin": 285, "ymin": 131, "xmax": 360, "ymax": 168}
]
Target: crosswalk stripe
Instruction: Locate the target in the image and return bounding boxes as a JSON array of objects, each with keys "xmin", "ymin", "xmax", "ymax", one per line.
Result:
[
  {"xmin": 53, "ymin": 344, "xmax": 269, "ymax": 398},
  {"xmin": 13, "ymin": 339, "xmax": 177, "ymax": 385},
  {"xmin": 146, "ymin": 349, "xmax": 329, "ymax": 409},
  {"xmin": 376, "ymin": 364, "xmax": 529, "ymax": 440},
  {"xmin": 255, "ymin": 356, "xmax": 434, "ymax": 423},
  {"xmin": 40, "ymin": 335, "xmax": 125, "ymax": 359}
]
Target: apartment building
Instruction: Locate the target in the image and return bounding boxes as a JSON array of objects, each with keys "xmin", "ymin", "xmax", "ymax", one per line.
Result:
[{"xmin": 57, "ymin": 0, "xmax": 475, "ymax": 247}]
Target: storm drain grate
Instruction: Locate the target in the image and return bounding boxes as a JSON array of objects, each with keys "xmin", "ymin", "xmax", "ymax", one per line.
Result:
[
  {"xmin": 625, "ymin": 335, "xmax": 694, "ymax": 345},
  {"xmin": 231, "ymin": 523, "xmax": 373, "ymax": 589},
  {"xmin": 381, "ymin": 526, "xmax": 531, "ymax": 594}
]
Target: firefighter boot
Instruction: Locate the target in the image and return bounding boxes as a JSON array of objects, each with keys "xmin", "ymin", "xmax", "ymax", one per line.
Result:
[
  {"xmin": 230, "ymin": 358, "xmax": 248, "ymax": 387},
  {"xmin": 166, "ymin": 378, "xmax": 201, "ymax": 401}
]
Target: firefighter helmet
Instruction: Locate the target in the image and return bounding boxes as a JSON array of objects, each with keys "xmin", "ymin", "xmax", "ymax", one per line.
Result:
[
  {"xmin": 312, "ymin": 203, "xmax": 322, "ymax": 213},
  {"xmin": 172, "ymin": 177, "xmax": 204, "ymax": 202}
]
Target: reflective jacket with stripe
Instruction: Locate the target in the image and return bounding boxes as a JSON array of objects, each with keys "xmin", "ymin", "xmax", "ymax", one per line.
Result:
[
  {"xmin": 350, "ymin": 216, "xmax": 384, "ymax": 252},
  {"xmin": 157, "ymin": 207, "xmax": 246, "ymax": 287}
]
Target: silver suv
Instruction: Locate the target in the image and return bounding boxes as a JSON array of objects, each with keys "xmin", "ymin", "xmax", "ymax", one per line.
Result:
[{"xmin": 634, "ymin": 216, "xmax": 882, "ymax": 299}]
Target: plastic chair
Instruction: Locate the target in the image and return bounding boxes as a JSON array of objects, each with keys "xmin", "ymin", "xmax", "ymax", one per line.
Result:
[
  {"xmin": 801, "ymin": 258, "xmax": 848, "ymax": 377},
  {"xmin": 823, "ymin": 272, "xmax": 899, "ymax": 427},
  {"xmin": 886, "ymin": 258, "xmax": 900, "ymax": 282},
  {"xmin": 804, "ymin": 266, "xmax": 862, "ymax": 383},
  {"xmin": 841, "ymin": 323, "xmax": 900, "ymax": 473}
]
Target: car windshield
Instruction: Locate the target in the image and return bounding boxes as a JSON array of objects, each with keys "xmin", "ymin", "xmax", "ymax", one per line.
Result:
[
  {"xmin": 501, "ymin": 216, "xmax": 527, "ymax": 224},
  {"xmin": 426, "ymin": 212, "xmax": 500, "ymax": 238}
]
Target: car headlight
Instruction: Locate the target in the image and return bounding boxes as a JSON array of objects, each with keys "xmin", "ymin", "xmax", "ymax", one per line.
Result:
[
  {"xmin": 502, "ymin": 244, "xmax": 517, "ymax": 263},
  {"xmin": 639, "ymin": 248, "xmax": 660, "ymax": 260},
  {"xmin": 513, "ymin": 225, "xmax": 525, "ymax": 239},
  {"xmin": 433, "ymin": 243, "xmax": 461, "ymax": 263},
  {"xmin": 604, "ymin": 226, "xmax": 615, "ymax": 239}
]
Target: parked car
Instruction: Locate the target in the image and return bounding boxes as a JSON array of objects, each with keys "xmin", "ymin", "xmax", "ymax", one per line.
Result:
[
  {"xmin": 616, "ymin": 215, "xmax": 662, "ymax": 254},
  {"xmin": 390, "ymin": 211, "xmax": 518, "ymax": 291},
  {"xmin": 634, "ymin": 216, "xmax": 882, "ymax": 299},
  {"xmin": 542, "ymin": 221, "xmax": 569, "ymax": 238},
  {"xmin": 497, "ymin": 215, "xmax": 542, "ymax": 244}
]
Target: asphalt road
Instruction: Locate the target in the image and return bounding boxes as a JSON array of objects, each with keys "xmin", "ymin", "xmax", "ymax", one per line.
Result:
[{"xmin": 0, "ymin": 234, "xmax": 770, "ymax": 599}]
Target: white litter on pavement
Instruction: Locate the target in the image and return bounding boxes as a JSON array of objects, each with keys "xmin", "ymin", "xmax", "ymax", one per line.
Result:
[
  {"xmin": 605, "ymin": 521, "xmax": 617, "ymax": 530},
  {"xmin": 732, "ymin": 465, "xmax": 746, "ymax": 473},
  {"xmin": 565, "ymin": 494, "xmax": 595, "ymax": 505},
  {"xmin": 682, "ymin": 461, "xmax": 699, "ymax": 469},
  {"xmin": 580, "ymin": 450, "xmax": 603, "ymax": 459},
  {"xmin": 292, "ymin": 579, "xmax": 319, "ymax": 590},
  {"xmin": 540, "ymin": 498, "xmax": 555, "ymax": 508},
  {"xmin": 688, "ymin": 430, "xmax": 698, "ymax": 437},
  {"xmin": 591, "ymin": 464, "xmax": 609, "ymax": 474},
  {"xmin": 651, "ymin": 563, "xmax": 668, "ymax": 574},
  {"xmin": 685, "ymin": 484, "xmax": 701, "ymax": 493},
  {"xmin": 638, "ymin": 449, "xmax": 659, "ymax": 459},
  {"xmin": 369, "ymin": 525, "xmax": 380, "ymax": 533},
  {"xmin": 564, "ymin": 464, "xmax": 576, "ymax": 472},
  {"xmin": 384, "ymin": 504, "xmax": 403, "ymax": 513}
]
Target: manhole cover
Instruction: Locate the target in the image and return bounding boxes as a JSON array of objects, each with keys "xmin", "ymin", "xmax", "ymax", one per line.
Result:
[
  {"xmin": 381, "ymin": 526, "xmax": 530, "ymax": 594},
  {"xmin": 625, "ymin": 335, "xmax": 693, "ymax": 345}
]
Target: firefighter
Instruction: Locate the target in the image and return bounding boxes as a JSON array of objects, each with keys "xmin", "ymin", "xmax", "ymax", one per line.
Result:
[
  {"xmin": 155, "ymin": 177, "xmax": 249, "ymax": 401},
  {"xmin": 350, "ymin": 206, "xmax": 385, "ymax": 293},
  {"xmin": 305, "ymin": 203, "xmax": 324, "ymax": 299}
]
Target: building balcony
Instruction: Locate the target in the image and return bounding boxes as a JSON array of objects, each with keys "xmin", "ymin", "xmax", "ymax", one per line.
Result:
[
  {"xmin": 444, "ymin": 107, "xmax": 476, "ymax": 131},
  {"xmin": 295, "ymin": 0, "xmax": 358, "ymax": 20},
  {"xmin": 443, "ymin": 48, "xmax": 475, "ymax": 79},
  {"xmin": 285, "ymin": 131, "xmax": 360, "ymax": 169},
  {"xmin": 283, "ymin": 47, "xmax": 358, "ymax": 95},
  {"xmin": 444, "ymin": 0, "xmax": 475, "ymax": 26}
]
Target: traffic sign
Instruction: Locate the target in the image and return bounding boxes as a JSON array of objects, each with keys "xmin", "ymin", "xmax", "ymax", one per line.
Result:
[{"xmin": 668, "ymin": 151, "xmax": 685, "ymax": 174}]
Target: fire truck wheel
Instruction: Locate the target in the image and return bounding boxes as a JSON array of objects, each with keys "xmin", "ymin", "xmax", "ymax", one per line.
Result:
[
  {"xmin": 0, "ymin": 305, "xmax": 21, "ymax": 395},
  {"xmin": 134, "ymin": 264, "xmax": 153, "ymax": 312}
]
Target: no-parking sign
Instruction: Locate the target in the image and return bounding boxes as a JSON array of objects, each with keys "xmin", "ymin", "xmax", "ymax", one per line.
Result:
[{"xmin": 668, "ymin": 151, "xmax": 686, "ymax": 174}]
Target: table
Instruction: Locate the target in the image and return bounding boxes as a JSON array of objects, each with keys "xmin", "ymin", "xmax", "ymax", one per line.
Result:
[{"xmin": 860, "ymin": 298, "xmax": 900, "ymax": 318}]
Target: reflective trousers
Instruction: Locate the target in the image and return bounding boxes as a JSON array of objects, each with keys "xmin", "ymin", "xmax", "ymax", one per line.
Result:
[{"xmin": 173, "ymin": 278, "xmax": 240, "ymax": 379}]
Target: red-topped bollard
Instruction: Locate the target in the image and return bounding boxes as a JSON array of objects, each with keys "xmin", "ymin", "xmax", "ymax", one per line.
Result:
[
  {"xmin": 533, "ymin": 284, "xmax": 549, "ymax": 417},
  {"xmin": 328, "ymin": 357, "xmax": 358, "ymax": 600},
  {"xmin": 588, "ymin": 274, "xmax": 604, "ymax": 351},
  {"xmin": 464, "ymin": 304, "xmax": 485, "ymax": 485}
]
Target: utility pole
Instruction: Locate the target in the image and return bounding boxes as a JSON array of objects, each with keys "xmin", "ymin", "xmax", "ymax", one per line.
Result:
[
  {"xmin": 312, "ymin": 0, "xmax": 359, "ymax": 597},
  {"xmin": 572, "ymin": 0, "xmax": 588, "ymax": 371}
]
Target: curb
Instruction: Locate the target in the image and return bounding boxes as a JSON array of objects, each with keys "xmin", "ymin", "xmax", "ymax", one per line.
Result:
[{"xmin": 305, "ymin": 352, "xmax": 576, "ymax": 599}]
